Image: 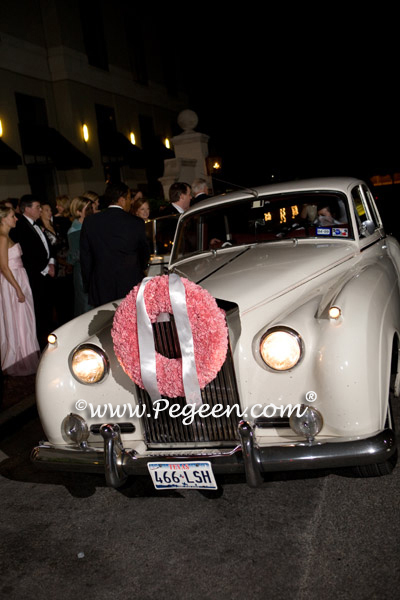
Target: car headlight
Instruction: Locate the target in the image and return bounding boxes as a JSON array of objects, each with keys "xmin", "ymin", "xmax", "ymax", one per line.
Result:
[
  {"xmin": 260, "ymin": 327, "xmax": 302, "ymax": 371},
  {"xmin": 70, "ymin": 344, "xmax": 109, "ymax": 384}
]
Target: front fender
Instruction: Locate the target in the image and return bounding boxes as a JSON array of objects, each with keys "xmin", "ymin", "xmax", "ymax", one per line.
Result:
[
  {"xmin": 240, "ymin": 253, "xmax": 400, "ymax": 440},
  {"xmin": 315, "ymin": 259, "xmax": 400, "ymax": 434}
]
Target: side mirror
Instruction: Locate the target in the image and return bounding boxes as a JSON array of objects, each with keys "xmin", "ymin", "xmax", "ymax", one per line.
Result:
[{"xmin": 360, "ymin": 219, "xmax": 375, "ymax": 236}]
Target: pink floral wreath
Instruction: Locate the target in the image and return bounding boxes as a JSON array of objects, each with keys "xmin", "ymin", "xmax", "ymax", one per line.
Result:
[{"xmin": 112, "ymin": 275, "xmax": 228, "ymax": 398}]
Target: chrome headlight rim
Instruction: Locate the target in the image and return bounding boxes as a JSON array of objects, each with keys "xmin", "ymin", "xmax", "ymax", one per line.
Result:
[
  {"xmin": 259, "ymin": 326, "xmax": 304, "ymax": 372},
  {"xmin": 69, "ymin": 343, "xmax": 109, "ymax": 385}
]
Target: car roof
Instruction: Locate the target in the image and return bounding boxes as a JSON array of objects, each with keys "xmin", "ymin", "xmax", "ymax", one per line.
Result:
[{"xmin": 186, "ymin": 177, "xmax": 364, "ymax": 213}]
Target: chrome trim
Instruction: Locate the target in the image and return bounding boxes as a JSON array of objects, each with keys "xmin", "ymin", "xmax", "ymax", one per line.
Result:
[
  {"xmin": 90, "ymin": 422, "xmax": 135, "ymax": 435},
  {"xmin": 100, "ymin": 424, "xmax": 127, "ymax": 488},
  {"xmin": 237, "ymin": 421, "xmax": 263, "ymax": 487},
  {"xmin": 31, "ymin": 425, "xmax": 397, "ymax": 489}
]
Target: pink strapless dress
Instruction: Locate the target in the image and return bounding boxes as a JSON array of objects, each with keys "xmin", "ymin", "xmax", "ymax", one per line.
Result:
[{"xmin": 0, "ymin": 243, "xmax": 40, "ymax": 375}]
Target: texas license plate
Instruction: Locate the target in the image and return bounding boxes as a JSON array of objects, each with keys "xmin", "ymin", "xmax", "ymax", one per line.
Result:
[{"xmin": 147, "ymin": 461, "xmax": 217, "ymax": 490}]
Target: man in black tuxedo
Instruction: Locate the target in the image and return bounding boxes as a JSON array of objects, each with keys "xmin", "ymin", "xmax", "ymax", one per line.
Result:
[
  {"xmin": 10, "ymin": 195, "xmax": 56, "ymax": 348},
  {"xmin": 191, "ymin": 178, "xmax": 210, "ymax": 205},
  {"xmin": 80, "ymin": 182, "xmax": 150, "ymax": 307},
  {"xmin": 158, "ymin": 182, "xmax": 192, "ymax": 216}
]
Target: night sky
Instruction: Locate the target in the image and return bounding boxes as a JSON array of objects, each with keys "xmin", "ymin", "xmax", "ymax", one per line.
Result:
[{"xmin": 176, "ymin": 10, "xmax": 399, "ymax": 189}]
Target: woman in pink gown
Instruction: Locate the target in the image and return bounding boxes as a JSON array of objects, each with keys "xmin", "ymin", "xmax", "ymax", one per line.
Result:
[{"xmin": 0, "ymin": 205, "xmax": 40, "ymax": 375}]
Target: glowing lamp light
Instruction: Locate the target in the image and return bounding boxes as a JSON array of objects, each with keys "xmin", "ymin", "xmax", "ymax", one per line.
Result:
[
  {"xmin": 329, "ymin": 306, "xmax": 341, "ymax": 320},
  {"xmin": 130, "ymin": 132, "xmax": 136, "ymax": 145},
  {"xmin": 0, "ymin": 119, "xmax": 3, "ymax": 137},
  {"xmin": 206, "ymin": 156, "xmax": 222, "ymax": 175},
  {"xmin": 260, "ymin": 329, "xmax": 302, "ymax": 371},
  {"xmin": 47, "ymin": 333, "xmax": 57, "ymax": 345},
  {"xmin": 82, "ymin": 124, "xmax": 89, "ymax": 142},
  {"xmin": 164, "ymin": 138, "xmax": 170, "ymax": 149},
  {"xmin": 71, "ymin": 345, "xmax": 108, "ymax": 384}
]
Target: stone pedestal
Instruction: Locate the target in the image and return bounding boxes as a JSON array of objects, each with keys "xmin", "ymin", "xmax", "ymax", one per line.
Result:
[{"xmin": 159, "ymin": 109, "xmax": 212, "ymax": 199}]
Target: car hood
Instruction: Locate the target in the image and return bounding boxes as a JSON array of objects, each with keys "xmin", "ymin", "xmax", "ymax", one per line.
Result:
[{"xmin": 173, "ymin": 241, "xmax": 357, "ymax": 313}]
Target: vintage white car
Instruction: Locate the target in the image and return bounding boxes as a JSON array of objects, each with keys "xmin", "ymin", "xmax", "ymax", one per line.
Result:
[{"xmin": 32, "ymin": 177, "xmax": 400, "ymax": 489}]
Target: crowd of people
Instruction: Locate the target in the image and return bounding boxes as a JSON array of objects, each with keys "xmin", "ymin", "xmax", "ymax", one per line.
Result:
[{"xmin": 0, "ymin": 177, "xmax": 211, "ymax": 379}]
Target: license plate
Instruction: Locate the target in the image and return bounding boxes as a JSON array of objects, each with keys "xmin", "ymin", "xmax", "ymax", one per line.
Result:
[{"xmin": 147, "ymin": 461, "xmax": 217, "ymax": 490}]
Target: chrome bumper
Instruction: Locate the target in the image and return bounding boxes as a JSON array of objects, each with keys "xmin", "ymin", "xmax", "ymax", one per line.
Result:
[{"xmin": 31, "ymin": 421, "xmax": 397, "ymax": 488}]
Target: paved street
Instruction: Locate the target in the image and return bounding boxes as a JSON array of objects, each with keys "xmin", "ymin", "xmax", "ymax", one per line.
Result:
[{"xmin": 0, "ymin": 398, "xmax": 399, "ymax": 600}]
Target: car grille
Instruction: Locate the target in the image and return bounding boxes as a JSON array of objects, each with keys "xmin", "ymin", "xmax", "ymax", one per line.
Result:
[{"xmin": 135, "ymin": 317, "xmax": 241, "ymax": 446}]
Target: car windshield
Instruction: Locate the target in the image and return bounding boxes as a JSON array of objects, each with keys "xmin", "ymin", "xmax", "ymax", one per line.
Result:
[{"xmin": 172, "ymin": 191, "xmax": 353, "ymax": 261}]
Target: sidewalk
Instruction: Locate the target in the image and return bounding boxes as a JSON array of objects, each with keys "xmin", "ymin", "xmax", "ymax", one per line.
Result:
[{"xmin": 0, "ymin": 373, "xmax": 36, "ymax": 430}]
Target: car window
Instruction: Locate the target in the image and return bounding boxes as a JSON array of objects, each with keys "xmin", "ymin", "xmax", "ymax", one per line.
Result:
[
  {"xmin": 173, "ymin": 192, "xmax": 353, "ymax": 261},
  {"xmin": 145, "ymin": 215, "xmax": 179, "ymax": 255}
]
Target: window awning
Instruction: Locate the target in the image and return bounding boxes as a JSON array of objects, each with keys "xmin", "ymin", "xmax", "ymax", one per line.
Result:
[
  {"xmin": 98, "ymin": 131, "xmax": 145, "ymax": 168},
  {"xmin": 19, "ymin": 124, "xmax": 92, "ymax": 170},
  {"xmin": 0, "ymin": 139, "xmax": 22, "ymax": 168}
]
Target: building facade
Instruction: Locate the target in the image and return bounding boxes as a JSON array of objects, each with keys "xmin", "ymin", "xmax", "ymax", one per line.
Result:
[{"xmin": 0, "ymin": 0, "xmax": 187, "ymax": 203}]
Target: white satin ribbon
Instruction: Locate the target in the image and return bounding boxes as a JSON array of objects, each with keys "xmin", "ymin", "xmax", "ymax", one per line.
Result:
[
  {"xmin": 168, "ymin": 273, "xmax": 202, "ymax": 407},
  {"xmin": 135, "ymin": 275, "xmax": 202, "ymax": 407},
  {"xmin": 136, "ymin": 277, "xmax": 160, "ymax": 402}
]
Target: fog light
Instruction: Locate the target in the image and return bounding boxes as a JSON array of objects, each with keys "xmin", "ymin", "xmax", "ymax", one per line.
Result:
[
  {"xmin": 290, "ymin": 405, "xmax": 323, "ymax": 443},
  {"xmin": 62, "ymin": 413, "xmax": 89, "ymax": 445}
]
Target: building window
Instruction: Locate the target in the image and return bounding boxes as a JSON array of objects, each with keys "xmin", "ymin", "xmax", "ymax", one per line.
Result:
[
  {"xmin": 125, "ymin": 21, "xmax": 148, "ymax": 84},
  {"xmin": 96, "ymin": 104, "xmax": 120, "ymax": 184},
  {"xmin": 79, "ymin": 0, "xmax": 109, "ymax": 71},
  {"xmin": 156, "ymin": 22, "xmax": 178, "ymax": 96},
  {"xmin": 15, "ymin": 93, "xmax": 48, "ymax": 127}
]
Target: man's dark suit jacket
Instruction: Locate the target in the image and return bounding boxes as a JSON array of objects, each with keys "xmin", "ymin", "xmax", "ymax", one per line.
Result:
[
  {"xmin": 157, "ymin": 203, "xmax": 182, "ymax": 217},
  {"xmin": 10, "ymin": 215, "xmax": 52, "ymax": 294},
  {"xmin": 10, "ymin": 214, "xmax": 55, "ymax": 347},
  {"xmin": 191, "ymin": 193, "xmax": 210, "ymax": 205},
  {"xmin": 80, "ymin": 207, "xmax": 150, "ymax": 307}
]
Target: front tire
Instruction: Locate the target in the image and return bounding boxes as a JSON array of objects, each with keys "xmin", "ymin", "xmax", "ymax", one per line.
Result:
[{"xmin": 353, "ymin": 450, "xmax": 397, "ymax": 477}]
